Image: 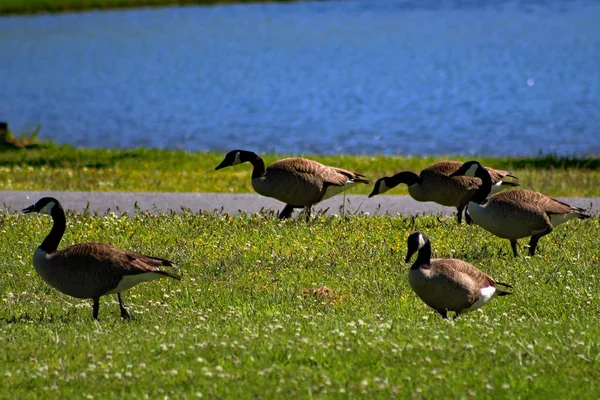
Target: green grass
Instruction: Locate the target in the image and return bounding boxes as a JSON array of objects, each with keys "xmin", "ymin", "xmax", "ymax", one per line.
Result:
[
  {"xmin": 0, "ymin": 0, "xmax": 304, "ymax": 15},
  {"xmin": 1, "ymin": 146, "xmax": 599, "ymax": 197},
  {"xmin": 1, "ymin": 211, "xmax": 598, "ymax": 398}
]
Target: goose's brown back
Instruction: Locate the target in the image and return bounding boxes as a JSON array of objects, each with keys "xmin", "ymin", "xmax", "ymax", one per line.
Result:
[
  {"xmin": 468, "ymin": 189, "xmax": 580, "ymax": 240},
  {"xmin": 409, "ymin": 258, "xmax": 496, "ymax": 312},
  {"xmin": 422, "ymin": 160, "xmax": 463, "ymax": 176},
  {"xmin": 251, "ymin": 157, "xmax": 368, "ymax": 205},
  {"xmin": 411, "ymin": 161, "xmax": 482, "ymax": 207},
  {"xmin": 35, "ymin": 243, "xmax": 179, "ymax": 299},
  {"xmin": 423, "ymin": 161, "xmax": 512, "ymax": 184}
]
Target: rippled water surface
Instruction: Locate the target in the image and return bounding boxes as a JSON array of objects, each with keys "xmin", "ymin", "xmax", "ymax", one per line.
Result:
[{"xmin": 1, "ymin": 0, "xmax": 599, "ymax": 156}]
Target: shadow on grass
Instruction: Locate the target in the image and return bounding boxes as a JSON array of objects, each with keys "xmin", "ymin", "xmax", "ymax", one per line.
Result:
[
  {"xmin": 0, "ymin": 146, "xmax": 146, "ymax": 169},
  {"xmin": 506, "ymin": 154, "xmax": 600, "ymax": 170}
]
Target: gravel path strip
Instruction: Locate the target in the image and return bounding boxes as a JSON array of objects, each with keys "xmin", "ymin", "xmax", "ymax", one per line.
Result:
[{"xmin": 2, "ymin": 190, "xmax": 599, "ymax": 217}]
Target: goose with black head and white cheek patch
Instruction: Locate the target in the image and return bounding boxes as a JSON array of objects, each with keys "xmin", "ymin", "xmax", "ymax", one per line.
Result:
[
  {"xmin": 368, "ymin": 161, "xmax": 519, "ymax": 224},
  {"xmin": 450, "ymin": 160, "xmax": 591, "ymax": 257},
  {"xmin": 22, "ymin": 197, "xmax": 181, "ymax": 320},
  {"xmin": 215, "ymin": 150, "xmax": 370, "ymax": 220},
  {"xmin": 405, "ymin": 232, "xmax": 512, "ymax": 320}
]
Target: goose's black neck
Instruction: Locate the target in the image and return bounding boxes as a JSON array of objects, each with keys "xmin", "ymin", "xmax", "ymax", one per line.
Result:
[
  {"xmin": 246, "ymin": 152, "xmax": 266, "ymax": 180},
  {"xmin": 391, "ymin": 171, "xmax": 420, "ymax": 187},
  {"xmin": 40, "ymin": 204, "xmax": 66, "ymax": 253},
  {"xmin": 471, "ymin": 164, "xmax": 493, "ymax": 204},
  {"xmin": 412, "ymin": 241, "xmax": 432, "ymax": 270}
]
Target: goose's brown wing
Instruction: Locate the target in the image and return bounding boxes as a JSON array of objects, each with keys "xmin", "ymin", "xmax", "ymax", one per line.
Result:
[
  {"xmin": 268, "ymin": 157, "xmax": 368, "ymax": 187},
  {"xmin": 412, "ymin": 259, "xmax": 493, "ymax": 311},
  {"xmin": 54, "ymin": 243, "xmax": 180, "ymax": 279},
  {"xmin": 432, "ymin": 258, "xmax": 496, "ymax": 289},
  {"xmin": 422, "ymin": 161, "xmax": 463, "ymax": 176},
  {"xmin": 492, "ymin": 190, "xmax": 573, "ymax": 215},
  {"xmin": 486, "ymin": 166, "xmax": 518, "ymax": 183}
]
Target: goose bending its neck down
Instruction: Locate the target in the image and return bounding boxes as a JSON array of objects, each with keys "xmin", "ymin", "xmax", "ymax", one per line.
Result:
[
  {"xmin": 368, "ymin": 161, "xmax": 519, "ymax": 224},
  {"xmin": 215, "ymin": 149, "xmax": 370, "ymax": 220},
  {"xmin": 405, "ymin": 232, "xmax": 512, "ymax": 320},
  {"xmin": 450, "ymin": 161, "xmax": 591, "ymax": 257},
  {"xmin": 22, "ymin": 197, "xmax": 181, "ymax": 320}
]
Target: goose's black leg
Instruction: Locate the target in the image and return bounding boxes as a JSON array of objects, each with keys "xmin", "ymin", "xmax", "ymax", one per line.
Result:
[
  {"xmin": 278, "ymin": 204, "xmax": 295, "ymax": 219},
  {"xmin": 304, "ymin": 206, "xmax": 312, "ymax": 222},
  {"xmin": 438, "ymin": 310, "xmax": 448, "ymax": 319},
  {"xmin": 456, "ymin": 205, "xmax": 464, "ymax": 225},
  {"xmin": 118, "ymin": 293, "xmax": 131, "ymax": 319},
  {"xmin": 510, "ymin": 240, "xmax": 519, "ymax": 257},
  {"xmin": 92, "ymin": 296, "xmax": 100, "ymax": 320},
  {"xmin": 528, "ymin": 227, "xmax": 553, "ymax": 256}
]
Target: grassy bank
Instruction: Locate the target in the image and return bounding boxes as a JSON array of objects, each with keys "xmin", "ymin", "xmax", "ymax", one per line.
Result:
[
  {"xmin": 1, "ymin": 210, "xmax": 598, "ymax": 398},
  {"xmin": 0, "ymin": 0, "xmax": 302, "ymax": 15},
  {"xmin": 1, "ymin": 146, "xmax": 599, "ymax": 196}
]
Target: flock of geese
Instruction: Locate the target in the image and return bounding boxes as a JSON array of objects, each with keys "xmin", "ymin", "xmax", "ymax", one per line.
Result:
[{"xmin": 22, "ymin": 149, "xmax": 591, "ymax": 320}]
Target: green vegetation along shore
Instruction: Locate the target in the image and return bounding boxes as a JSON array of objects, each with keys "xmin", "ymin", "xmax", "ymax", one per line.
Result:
[
  {"xmin": 1, "ymin": 145, "xmax": 599, "ymax": 196},
  {"xmin": 0, "ymin": 0, "xmax": 303, "ymax": 16},
  {"xmin": 1, "ymin": 210, "xmax": 598, "ymax": 398}
]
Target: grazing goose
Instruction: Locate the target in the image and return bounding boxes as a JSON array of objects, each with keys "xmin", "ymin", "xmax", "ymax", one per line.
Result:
[
  {"xmin": 405, "ymin": 231, "xmax": 512, "ymax": 319},
  {"xmin": 215, "ymin": 150, "xmax": 370, "ymax": 219},
  {"xmin": 22, "ymin": 197, "xmax": 181, "ymax": 319},
  {"xmin": 368, "ymin": 161, "xmax": 519, "ymax": 224},
  {"xmin": 450, "ymin": 160, "xmax": 591, "ymax": 257}
]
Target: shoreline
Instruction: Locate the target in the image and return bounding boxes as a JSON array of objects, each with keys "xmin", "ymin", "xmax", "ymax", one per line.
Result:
[
  {"xmin": 1, "ymin": 146, "xmax": 599, "ymax": 196},
  {"xmin": 0, "ymin": 0, "xmax": 311, "ymax": 16}
]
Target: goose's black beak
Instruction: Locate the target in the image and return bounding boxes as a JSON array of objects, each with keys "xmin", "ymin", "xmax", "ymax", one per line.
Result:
[
  {"xmin": 215, "ymin": 161, "xmax": 228, "ymax": 170},
  {"xmin": 405, "ymin": 249, "xmax": 416, "ymax": 263},
  {"xmin": 22, "ymin": 205, "xmax": 35, "ymax": 213}
]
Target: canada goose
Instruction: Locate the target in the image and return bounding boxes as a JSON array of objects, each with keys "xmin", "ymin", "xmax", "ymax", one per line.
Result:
[
  {"xmin": 22, "ymin": 197, "xmax": 181, "ymax": 319},
  {"xmin": 450, "ymin": 160, "xmax": 591, "ymax": 257},
  {"xmin": 405, "ymin": 231, "xmax": 512, "ymax": 319},
  {"xmin": 368, "ymin": 161, "xmax": 519, "ymax": 224},
  {"xmin": 215, "ymin": 150, "xmax": 370, "ymax": 219}
]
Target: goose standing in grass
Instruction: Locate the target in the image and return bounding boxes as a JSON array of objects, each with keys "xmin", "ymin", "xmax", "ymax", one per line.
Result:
[
  {"xmin": 22, "ymin": 197, "xmax": 181, "ymax": 320},
  {"xmin": 215, "ymin": 150, "xmax": 370, "ymax": 219},
  {"xmin": 450, "ymin": 160, "xmax": 591, "ymax": 257},
  {"xmin": 405, "ymin": 232, "xmax": 512, "ymax": 320},
  {"xmin": 368, "ymin": 161, "xmax": 519, "ymax": 224}
]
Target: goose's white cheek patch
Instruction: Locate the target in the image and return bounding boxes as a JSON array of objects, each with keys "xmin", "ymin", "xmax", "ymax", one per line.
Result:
[
  {"xmin": 378, "ymin": 181, "xmax": 390, "ymax": 194},
  {"xmin": 40, "ymin": 202, "xmax": 56, "ymax": 215},
  {"xmin": 465, "ymin": 164, "xmax": 479, "ymax": 177},
  {"xmin": 233, "ymin": 152, "xmax": 242, "ymax": 165},
  {"xmin": 417, "ymin": 233, "xmax": 427, "ymax": 249}
]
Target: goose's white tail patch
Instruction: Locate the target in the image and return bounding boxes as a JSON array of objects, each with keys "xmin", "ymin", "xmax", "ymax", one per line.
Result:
[
  {"xmin": 466, "ymin": 286, "xmax": 496, "ymax": 312},
  {"xmin": 490, "ymin": 181, "xmax": 504, "ymax": 194},
  {"xmin": 322, "ymin": 181, "xmax": 356, "ymax": 201},
  {"xmin": 106, "ymin": 272, "xmax": 166, "ymax": 294},
  {"xmin": 550, "ymin": 212, "xmax": 581, "ymax": 227}
]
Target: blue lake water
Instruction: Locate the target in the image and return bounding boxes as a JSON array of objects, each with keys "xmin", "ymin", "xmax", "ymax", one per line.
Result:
[{"xmin": 1, "ymin": 0, "xmax": 599, "ymax": 156}]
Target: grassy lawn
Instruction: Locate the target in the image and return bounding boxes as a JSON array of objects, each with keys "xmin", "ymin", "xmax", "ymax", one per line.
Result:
[
  {"xmin": 0, "ymin": 0, "xmax": 301, "ymax": 15},
  {"xmin": 0, "ymin": 146, "xmax": 599, "ymax": 197},
  {"xmin": 0, "ymin": 210, "xmax": 598, "ymax": 398}
]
